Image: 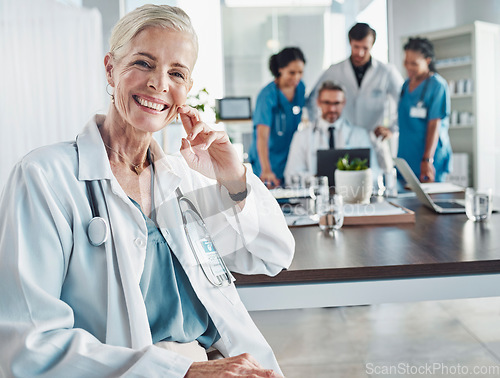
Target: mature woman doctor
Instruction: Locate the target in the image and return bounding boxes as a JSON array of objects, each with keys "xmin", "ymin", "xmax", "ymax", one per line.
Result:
[
  {"xmin": 248, "ymin": 47, "xmax": 306, "ymax": 188},
  {"xmin": 398, "ymin": 37, "xmax": 452, "ymax": 182},
  {"xmin": 0, "ymin": 5, "xmax": 293, "ymax": 378}
]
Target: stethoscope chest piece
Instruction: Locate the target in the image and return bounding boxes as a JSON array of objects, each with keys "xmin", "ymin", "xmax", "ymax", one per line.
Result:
[{"xmin": 88, "ymin": 216, "xmax": 109, "ymax": 246}]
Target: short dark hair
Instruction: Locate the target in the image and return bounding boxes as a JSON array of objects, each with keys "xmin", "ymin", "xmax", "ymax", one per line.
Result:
[
  {"xmin": 268, "ymin": 47, "xmax": 306, "ymax": 78},
  {"xmin": 348, "ymin": 23, "xmax": 376, "ymax": 43},
  {"xmin": 404, "ymin": 37, "xmax": 436, "ymax": 72},
  {"xmin": 318, "ymin": 81, "xmax": 345, "ymax": 97}
]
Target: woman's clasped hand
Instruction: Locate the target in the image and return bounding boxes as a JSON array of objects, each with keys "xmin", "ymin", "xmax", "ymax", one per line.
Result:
[{"xmin": 186, "ymin": 353, "xmax": 283, "ymax": 377}]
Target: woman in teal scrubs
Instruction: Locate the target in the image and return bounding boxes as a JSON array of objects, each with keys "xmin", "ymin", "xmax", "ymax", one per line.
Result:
[
  {"xmin": 398, "ymin": 37, "xmax": 452, "ymax": 182},
  {"xmin": 249, "ymin": 47, "xmax": 306, "ymax": 188}
]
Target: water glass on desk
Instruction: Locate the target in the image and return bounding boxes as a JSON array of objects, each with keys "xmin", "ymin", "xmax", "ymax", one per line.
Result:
[
  {"xmin": 289, "ymin": 174, "xmax": 302, "ymax": 190},
  {"xmin": 465, "ymin": 187, "xmax": 492, "ymax": 221},
  {"xmin": 317, "ymin": 194, "xmax": 344, "ymax": 231},
  {"xmin": 304, "ymin": 176, "xmax": 329, "ymax": 215}
]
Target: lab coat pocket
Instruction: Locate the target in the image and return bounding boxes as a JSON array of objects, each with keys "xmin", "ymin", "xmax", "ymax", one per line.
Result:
[{"xmin": 371, "ymin": 89, "xmax": 383, "ymax": 98}]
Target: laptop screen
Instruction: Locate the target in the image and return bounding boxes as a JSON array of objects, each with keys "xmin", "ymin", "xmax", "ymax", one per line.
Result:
[{"xmin": 316, "ymin": 148, "xmax": 371, "ymax": 187}]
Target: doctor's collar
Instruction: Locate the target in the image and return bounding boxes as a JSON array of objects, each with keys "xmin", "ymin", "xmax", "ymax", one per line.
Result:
[{"xmin": 314, "ymin": 117, "xmax": 344, "ymax": 132}]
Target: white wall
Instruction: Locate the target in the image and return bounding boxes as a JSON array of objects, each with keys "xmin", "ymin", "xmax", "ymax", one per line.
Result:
[
  {"xmin": 388, "ymin": 0, "xmax": 500, "ymax": 72},
  {"xmin": 178, "ymin": 0, "xmax": 224, "ymax": 99},
  {"xmin": 388, "ymin": 0, "xmax": 457, "ymax": 72},
  {"xmin": 0, "ymin": 0, "xmax": 104, "ymax": 190}
]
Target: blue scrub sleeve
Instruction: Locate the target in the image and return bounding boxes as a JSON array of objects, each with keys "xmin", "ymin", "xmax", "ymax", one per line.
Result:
[
  {"xmin": 427, "ymin": 80, "xmax": 448, "ymax": 121},
  {"xmin": 253, "ymin": 89, "xmax": 275, "ymax": 127}
]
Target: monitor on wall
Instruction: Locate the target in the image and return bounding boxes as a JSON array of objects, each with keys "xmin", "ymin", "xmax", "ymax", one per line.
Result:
[{"xmin": 216, "ymin": 97, "xmax": 252, "ymax": 120}]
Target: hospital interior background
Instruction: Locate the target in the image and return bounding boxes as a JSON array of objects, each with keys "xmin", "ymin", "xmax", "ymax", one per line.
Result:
[{"xmin": 2, "ymin": 0, "xmax": 500, "ymax": 377}]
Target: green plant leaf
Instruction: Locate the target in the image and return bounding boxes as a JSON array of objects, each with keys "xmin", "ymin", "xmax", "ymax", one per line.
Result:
[{"xmin": 336, "ymin": 154, "xmax": 368, "ymax": 170}]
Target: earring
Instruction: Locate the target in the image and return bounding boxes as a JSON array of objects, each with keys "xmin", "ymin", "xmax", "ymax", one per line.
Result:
[{"xmin": 106, "ymin": 83, "xmax": 115, "ymax": 104}]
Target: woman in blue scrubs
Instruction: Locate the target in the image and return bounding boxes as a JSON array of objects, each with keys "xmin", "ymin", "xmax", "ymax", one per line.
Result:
[
  {"xmin": 249, "ymin": 47, "xmax": 306, "ymax": 188},
  {"xmin": 398, "ymin": 37, "xmax": 452, "ymax": 182}
]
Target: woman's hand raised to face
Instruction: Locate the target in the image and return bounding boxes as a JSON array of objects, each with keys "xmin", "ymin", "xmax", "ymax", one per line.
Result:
[
  {"xmin": 178, "ymin": 105, "xmax": 246, "ymax": 192},
  {"xmin": 185, "ymin": 353, "xmax": 283, "ymax": 378}
]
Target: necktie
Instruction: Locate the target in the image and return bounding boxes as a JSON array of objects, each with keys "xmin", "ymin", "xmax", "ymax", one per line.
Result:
[{"xmin": 328, "ymin": 126, "xmax": 335, "ymax": 149}]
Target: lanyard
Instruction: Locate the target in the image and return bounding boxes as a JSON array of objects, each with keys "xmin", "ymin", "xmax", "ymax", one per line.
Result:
[{"xmin": 276, "ymin": 89, "xmax": 286, "ymax": 136}]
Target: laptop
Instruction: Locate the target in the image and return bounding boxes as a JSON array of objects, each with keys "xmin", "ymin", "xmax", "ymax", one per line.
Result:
[
  {"xmin": 394, "ymin": 157, "xmax": 466, "ymax": 213},
  {"xmin": 317, "ymin": 148, "xmax": 370, "ymax": 187}
]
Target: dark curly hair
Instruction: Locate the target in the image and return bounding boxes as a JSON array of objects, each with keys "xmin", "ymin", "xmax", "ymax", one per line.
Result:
[
  {"xmin": 404, "ymin": 37, "xmax": 437, "ymax": 72},
  {"xmin": 268, "ymin": 47, "xmax": 306, "ymax": 78}
]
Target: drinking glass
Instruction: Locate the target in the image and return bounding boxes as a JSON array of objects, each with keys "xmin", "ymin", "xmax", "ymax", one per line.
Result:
[
  {"xmin": 289, "ymin": 174, "xmax": 302, "ymax": 190},
  {"xmin": 465, "ymin": 187, "xmax": 492, "ymax": 221},
  {"xmin": 317, "ymin": 194, "xmax": 344, "ymax": 231},
  {"xmin": 304, "ymin": 176, "xmax": 329, "ymax": 216}
]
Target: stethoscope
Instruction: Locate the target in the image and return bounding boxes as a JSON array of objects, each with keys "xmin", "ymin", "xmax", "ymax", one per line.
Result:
[
  {"xmin": 400, "ymin": 74, "xmax": 432, "ymax": 110},
  {"xmin": 275, "ymin": 87, "xmax": 301, "ymax": 137},
  {"xmin": 84, "ymin": 163, "xmax": 232, "ymax": 287},
  {"xmin": 86, "ymin": 180, "xmax": 109, "ymax": 247},
  {"xmin": 85, "ymin": 148, "xmax": 155, "ymax": 247}
]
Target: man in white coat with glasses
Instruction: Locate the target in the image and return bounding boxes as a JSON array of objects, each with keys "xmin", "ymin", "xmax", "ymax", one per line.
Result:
[
  {"xmin": 306, "ymin": 22, "xmax": 403, "ymax": 171},
  {"xmin": 284, "ymin": 81, "xmax": 376, "ymax": 184}
]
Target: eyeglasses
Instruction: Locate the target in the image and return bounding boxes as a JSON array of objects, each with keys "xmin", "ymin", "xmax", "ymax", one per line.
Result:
[{"xmin": 319, "ymin": 100, "xmax": 344, "ymax": 107}]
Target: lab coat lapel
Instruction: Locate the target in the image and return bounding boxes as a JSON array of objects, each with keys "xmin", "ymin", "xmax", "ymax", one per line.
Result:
[
  {"xmin": 342, "ymin": 59, "xmax": 359, "ymax": 94},
  {"xmin": 76, "ymin": 115, "xmax": 113, "ymax": 181},
  {"xmin": 360, "ymin": 59, "xmax": 377, "ymax": 90},
  {"xmin": 76, "ymin": 117, "xmax": 155, "ymax": 349}
]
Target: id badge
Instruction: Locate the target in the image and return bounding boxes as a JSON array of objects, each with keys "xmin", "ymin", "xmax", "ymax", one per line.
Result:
[
  {"xmin": 410, "ymin": 105, "xmax": 427, "ymax": 119},
  {"xmin": 181, "ymin": 204, "xmax": 232, "ymax": 287},
  {"xmin": 199, "ymin": 238, "xmax": 231, "ymax": 285}
]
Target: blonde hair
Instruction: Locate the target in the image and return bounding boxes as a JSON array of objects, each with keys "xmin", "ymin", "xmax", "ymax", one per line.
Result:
[{"xmin": 109, "ymin": 4, "xmax": 199, "ymax": 61}]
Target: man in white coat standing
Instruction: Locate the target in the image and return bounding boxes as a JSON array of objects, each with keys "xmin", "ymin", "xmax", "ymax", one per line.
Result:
[
  {"xmin": 284, "ymin": 81, "xmax": 376, "ymax": 184},
  {"xmin": 306, "ymin": 23, "xmax": 403, "ymax": 170}
]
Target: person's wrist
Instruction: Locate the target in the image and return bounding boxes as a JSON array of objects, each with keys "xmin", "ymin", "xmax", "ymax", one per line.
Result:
[
  {"xmin": 422, "ymin": 157, "xmax": 434, "ymax": 163},
  {"xmin": 261, "ymin": 167, "xmax": 273, "ymax": 175},
  {"xmin": 221, "ymin": 165, "xmax": 247, "ymax": 199}
]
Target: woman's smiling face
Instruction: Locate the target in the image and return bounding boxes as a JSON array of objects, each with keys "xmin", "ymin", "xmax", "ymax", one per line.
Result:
[{"xmin": 105, "ymin": 26, "xmax": 197, "ymax": 133}]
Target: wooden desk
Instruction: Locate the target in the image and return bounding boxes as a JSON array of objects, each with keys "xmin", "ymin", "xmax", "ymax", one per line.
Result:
[{"xmin": 235, "ymin": 197, "xmax": 500, "ymax": 310}]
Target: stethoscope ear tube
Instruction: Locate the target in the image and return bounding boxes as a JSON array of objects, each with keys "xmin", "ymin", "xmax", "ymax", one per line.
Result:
[{"xmin": 85, "ymin": 181, "xmax": 109, "ymax": 247}]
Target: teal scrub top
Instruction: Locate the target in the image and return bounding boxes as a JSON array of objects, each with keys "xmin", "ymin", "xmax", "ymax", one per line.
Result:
[
  {"xmin": 131, "ymin": 199, "xmax": 220, "ymax": 349},
  {"xmin": 249, "ymin": 80, "xmax": 305, "ymax": 182},
  {"xmin": 397, "ymin": 73, "xmax": 452, "ymax": 182}
]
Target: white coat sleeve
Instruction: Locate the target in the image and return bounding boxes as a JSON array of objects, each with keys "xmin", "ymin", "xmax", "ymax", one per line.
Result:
[
  {"xmin": 210, "ymin": 169, "xmax": 295, "ymax": 277},
  {"xmin": 0, "ymin": 161, "xmax": 192, "ymax": 377}
]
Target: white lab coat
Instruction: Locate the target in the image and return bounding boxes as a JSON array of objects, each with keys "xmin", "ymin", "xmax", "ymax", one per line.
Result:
[
  {"xmin": 0, "ymin": 115, "xmax": 294, "ymax": 378},
  {"xmin": 284, "ymin": 117, "xmax": 375, "ymax": 184},
  {"xmin": 307, "ymin": 58, "xmax": 404, "ymax": 132}
]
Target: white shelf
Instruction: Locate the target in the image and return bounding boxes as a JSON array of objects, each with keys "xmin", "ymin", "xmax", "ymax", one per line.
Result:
[
  {"xmin": 450, "ymin": 93, "xmax": 473, "ymax": 99},
  {"xmin": 435, "ymin": 62, "xmax": 472, "ymax": 70},
  {"xmin": 450, "ymin": 124, "xmax": 474, "ymax": 129}
]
